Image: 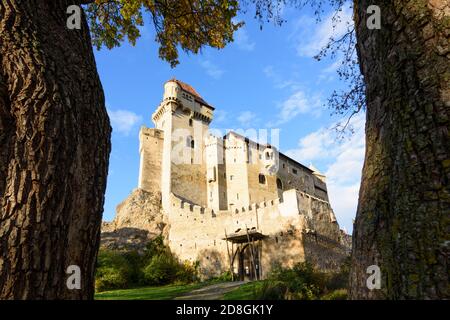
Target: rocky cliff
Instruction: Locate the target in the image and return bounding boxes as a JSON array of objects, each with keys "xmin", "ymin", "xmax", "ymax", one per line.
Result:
[{"xmin": 100, "ymin": 188, "xmax": 167, "ymax": 252}]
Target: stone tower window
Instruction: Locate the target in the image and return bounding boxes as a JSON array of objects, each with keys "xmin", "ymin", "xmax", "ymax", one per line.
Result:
[
  {"xmin": 277, "ymin": 178, "xmax": 283, "ymax": 189},
  {"xmin": 189, "ymin": 118, "xmax": 193, "ymax": 126},
  {"xmin": 259, "ymin": 174, "xmax": 266, "ymax": 184},
  {"xmin": 191, "ymin": 140, "xmax": 195, "ymax": 148}
]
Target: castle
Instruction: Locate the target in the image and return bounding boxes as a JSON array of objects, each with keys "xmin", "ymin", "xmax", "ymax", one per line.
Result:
[{"xmin": 112, "ymin": 79, "xmax": 350, "ymax": 280}]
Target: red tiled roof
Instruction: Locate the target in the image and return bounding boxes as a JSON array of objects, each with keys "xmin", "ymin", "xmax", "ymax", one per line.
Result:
[{"xmin": 167, "ymin": 78, "xmax": 214, "ymax": 110}]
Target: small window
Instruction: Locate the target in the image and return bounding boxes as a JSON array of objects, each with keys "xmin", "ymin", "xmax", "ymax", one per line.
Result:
[
  {"xmin": 265, "ymin": 152, "xmax": 270, "ymax": 160},
  {"xmin": 277, "ymin": 178, "xmax": 283, "ymax": 189},
  {"xmin": 259, "ymin": 174, "xmax": 266, "ymax": 184},
  {"xmin": 236, "ymin": 193, "xmax": 239, "ymax": 200},
  {"xmin": 282, "ymin": 163, "xmax": 286, "ymax": 169},
  {"xmin": 189, "ymin": 118, "xmax": 193, "ymax": 126},
  {"xmin": 292, "ymin": 168, "xmax": 298, "ymax": 175},
  {"xmin": 191, "ymin": 140, "xmax": 195, "ymax": 148},
  {"xmin": 230, "ymin": 175, "xmax": 233, "ymax": 181}
]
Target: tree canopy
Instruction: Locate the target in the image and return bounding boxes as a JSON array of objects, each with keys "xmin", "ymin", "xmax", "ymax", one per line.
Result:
[
  {"xmin": 84, "ymin": 0, "xmax": 242, "ymax": 67},
  {"xmin": 82, "ymin": 0, "xmax": 363, "ymax": 128}
]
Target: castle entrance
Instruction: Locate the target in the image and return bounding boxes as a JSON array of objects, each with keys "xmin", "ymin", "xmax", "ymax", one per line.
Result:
[{"xmin": 223, "ymin": 228, "xmax": 266, "ymax": 281}]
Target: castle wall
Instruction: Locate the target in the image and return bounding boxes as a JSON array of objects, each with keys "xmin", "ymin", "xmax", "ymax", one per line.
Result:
[
  {"xmin": 224, "ymin": 136, "xmax": 250, "ymax": 208},
  {"xmin": 167, "ymin": 189, "xmax": 346, "ymax": 279},
  {"xmin": 170, "ymin": 108, "xmax": 209, "ymax": 207},
  {"xmin": 138, "ymin": 127, "xmax": 164, "ymax": 193}
]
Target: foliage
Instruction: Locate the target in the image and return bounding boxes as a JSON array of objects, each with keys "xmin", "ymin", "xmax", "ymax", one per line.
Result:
[
  {"xmin": 247, "ymin": 261, "xmax": 349, "ymax": 300},
  {"xmin": 208, "ymin": 270, "xmax": 234, "ymax": 283},
  {"xmin": 84, "ymin": 0, "xmax": 363, "ymax": 128},
  {"xmin": 85, "ymin": 0, "xmax": 242, "ymax": 67},
  {"xmin": 95, "ymin": 250, "xmax": 136, "ymax": 291},
  {"xmin": 142, "ymin": 253, "xmax": 179, "ymax": 285},
  {"xmin": 95, "ymin": 236, "xmax": 198, "ymax": 292}
]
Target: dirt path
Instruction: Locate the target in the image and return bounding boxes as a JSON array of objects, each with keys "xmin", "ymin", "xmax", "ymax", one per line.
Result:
[{"xmin": 174, "ymin": 281, "xmax": 246, "ymax": 300}]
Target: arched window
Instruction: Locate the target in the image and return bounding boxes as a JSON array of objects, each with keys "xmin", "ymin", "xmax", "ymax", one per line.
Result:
[
  {"xmin": 191, "ymin": 139, "xmax": 195, "ymax": 148},
  {"xmin": 276, "ymin": 178, "xmax": 283, "ymax": 190},
  {"xmin": 258, "ymin": 174, "xmax": 266, "ymax": 184}
]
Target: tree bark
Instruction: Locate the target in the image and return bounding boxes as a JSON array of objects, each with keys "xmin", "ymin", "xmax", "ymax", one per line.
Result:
[
  {"xmin": 350, "ymin": 0, "xmax": 449, "ymax": 299},
  {"xmin": 0, "ymin": 1, "xmax": 111, "ymax": 299}
]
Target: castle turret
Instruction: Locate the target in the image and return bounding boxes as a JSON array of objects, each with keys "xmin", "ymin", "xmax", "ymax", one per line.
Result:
[{"xmin": 148, "ymin": 79, "xmax": 214, "ymax": 212}]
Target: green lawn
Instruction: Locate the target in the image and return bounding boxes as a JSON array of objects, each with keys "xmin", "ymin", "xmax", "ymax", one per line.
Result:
[
  {"xmin": 222, "ymin": 281, "xmax": 263, "ymax": 300},
  {"xmin": 95, "ymin": 282, "xmax": 207, "ymax": 300}
]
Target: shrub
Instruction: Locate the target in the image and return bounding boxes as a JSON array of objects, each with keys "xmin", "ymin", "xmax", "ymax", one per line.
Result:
[
  {"xmin": 95, "ymin": 250, "xmax": 135, "ymax": 292},
  {"xmin": 254, "ymin": 261, "xmax": 350, "ymax": 300},
  {"xmin": 175, "ymin": 260, "xmax": 199, "ymax": 284},
  {"xmin": 255, "ymin": 280, "xmax": 288, "ymax": 300},
  {"xmin": 95, "ymin": 237, "xmax": 199, "ymax": 291},
  {"xmin": 142, "ymin": 253, "xmax": 179, "ymax": 285},
  {"xmin": 265, "ymin": 262, "xmax": 325, "ymax": 300},
  {"xmin": 208, "ymin": 271, "xmax": 234, "ymax": 283}
]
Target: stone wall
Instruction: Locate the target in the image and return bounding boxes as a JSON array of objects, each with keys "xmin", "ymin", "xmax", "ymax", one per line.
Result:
[
  {"xmin": 138, "ymin": 128, "xmax": 163, "ymax": 193},
  {"xmin": 167, "ymin": 188, "xmax": 349, "ymax": 278}
]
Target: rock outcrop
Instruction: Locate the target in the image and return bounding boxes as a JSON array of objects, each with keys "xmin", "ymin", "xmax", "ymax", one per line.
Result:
[{"xmin": 100, "ymin": 188, "xmax": 167, "ymax": 252}]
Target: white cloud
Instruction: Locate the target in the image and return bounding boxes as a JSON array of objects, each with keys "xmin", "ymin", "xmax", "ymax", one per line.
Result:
[
  {"xmin": 108, "ymin": 109, "xmax": 143, "ymax": 136},
  {"xmin": 263, "ymin": 65, "xmax": 300, "ymax": 90},
  {"xmin": 237, "ymin": 111, "xmax": 258, "ymax": 127},
  {"xmin": 292, "ymin": 6, "xmax": 353, "ymax": 58},
  {"xmin": 199, "ymin": 60, "xmax": 224, "ymax": 79},
  {"xmin": 214, "ymin": 109, "xmax": 228, "ymax": 123},
  {"xmin": 271, "ymin": 90, "xmax": 322, "ymax": 126},
  {"xmin": 234, "ymin": 27, "xmax": 255, "ymax": 51},
  {"xmin": 285, "ymin": 113, "xmax": 366, "ymax": 232}
]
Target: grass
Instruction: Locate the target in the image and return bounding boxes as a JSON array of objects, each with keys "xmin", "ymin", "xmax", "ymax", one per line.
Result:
[
  {"xmin": 95, "ymin": 282, "xmax": 207, "ymax": 300},
  {"xmin": 222, "ymin": 281, "xmax": 263, "ymax": 300}
]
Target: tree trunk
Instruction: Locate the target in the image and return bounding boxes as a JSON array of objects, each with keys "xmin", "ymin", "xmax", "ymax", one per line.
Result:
[
  {"xmin": 0, "ymin": 1, "xmax": 111, "ymax": 299},
  {"xmin": 350, "ymin": 0, "xmax": 449, "ymax": 299}
]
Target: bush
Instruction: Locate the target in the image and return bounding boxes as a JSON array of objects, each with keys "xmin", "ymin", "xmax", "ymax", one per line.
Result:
[
  {"xmin": 96, "ymin": 250, "xmax": 135, "ymax": 292},
  {"xmin": 264, "ymin": 262, "xmax": 325, "ymax": 300},
  {"xmin": 254, "ymin": 261, "xmax": 349, "ymax": 300},
  {"xmin": 175, "ymin": 260, "xmax": 199, "ymax": 284},
  {"xmin": 255, "ymin": 280, "xmax": 289, "ymax": 300},
  {"xmin": 143, "ymin": 253, "xmax": 179, "ymax": 285},
  {"xmin": 208, "ymin": 271, "xmax": 234, "ymax": 283},
  {"xmin": 95, "ymin": 237, "xmax": 199, "ymax": 291},
  {"xmin": 142, "ymin": 252, "xmax": 198, "ymax": 286}
]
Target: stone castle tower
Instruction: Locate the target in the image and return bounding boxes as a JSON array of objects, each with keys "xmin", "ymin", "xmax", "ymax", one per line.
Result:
[{"xmin": 114, "ymin": 79, "xmax": 350, "ymax": 280}]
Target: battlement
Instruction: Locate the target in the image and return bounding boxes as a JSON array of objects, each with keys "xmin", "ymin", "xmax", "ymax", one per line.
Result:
[{"xmin": 169, "ymin": 188, "xmax": 333, "ymax": 224}]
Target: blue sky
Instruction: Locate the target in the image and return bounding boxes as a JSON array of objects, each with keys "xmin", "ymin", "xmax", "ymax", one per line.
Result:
[{"xmin": 94, "ymin": 3, "xmax": 364, "ymax": 233}]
